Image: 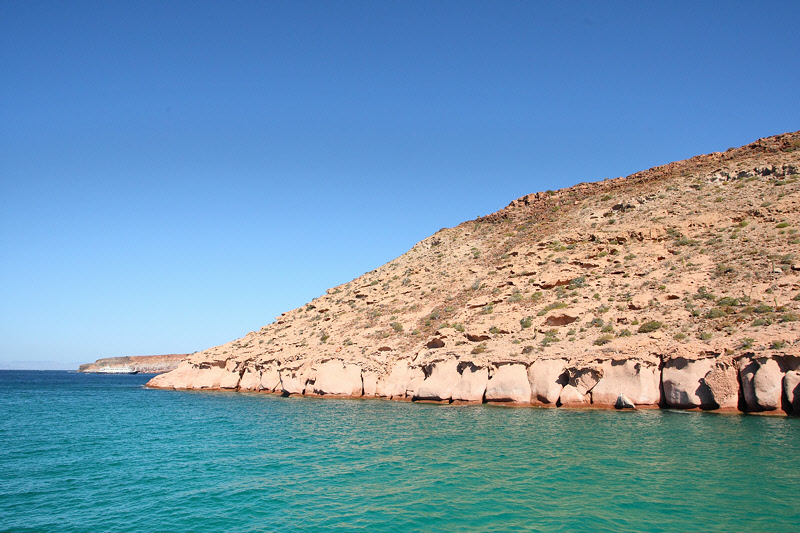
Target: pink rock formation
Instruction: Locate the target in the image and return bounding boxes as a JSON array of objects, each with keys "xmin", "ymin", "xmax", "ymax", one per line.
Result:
[
  {"xmin": 528, "ymin": 359, "xmax": 567, "ymax": 405},
  {"xmin": 590, "ymin": 359, "xmax": 660, "ymax": 407},
  {"xmin": 485, "ymin": 364, "xmax": 531, "ymax": 403}
]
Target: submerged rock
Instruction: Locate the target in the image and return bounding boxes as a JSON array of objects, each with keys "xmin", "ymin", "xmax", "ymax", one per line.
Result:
[{"xmin": 615, "ymin": 394, "xmax": 636, "ymax": 409}]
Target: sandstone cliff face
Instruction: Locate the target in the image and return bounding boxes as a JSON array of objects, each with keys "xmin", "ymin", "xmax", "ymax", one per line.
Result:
[
  {"xmin": 80, "ymin": 354, "xmax": 186, "ymax": 374},
  {"xmin": 148, "ymin": 131, "xmax": 800, "ymax": 415}
]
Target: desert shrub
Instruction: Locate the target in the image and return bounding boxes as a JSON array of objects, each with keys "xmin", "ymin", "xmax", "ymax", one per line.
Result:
[
  {"xmin": 540, "ymin": 330, "xmax": 560, "ymax": 346},
  {"xmin": 695, "ymin": 286, "xmax": 716, "ymax": 300},
  {"xmin": 637, "ymin": 321, "xmax": 663, "ymax": 333},
  {"xmin": 780, "ymin": 313, "xmax": 799, "ymax": 322},
  {"xmin": 471, "ymin": 343, "xmax": 486, "ymax": 354},
  {"xmin": 522, "ymin": 346, "xmax": 534, "ymax": 354},
  {"xmin": 536, "ymin": 302, "xmax": 568, "ymax": 316},
  {"xmin": 674, "ymin": 333, "xmax": 687, "ymax": 340},
  {"xmin": 390, "ymin": 321, "xmax": 404, "ymax": 332},
  {"xmin": 593, "ymin": 335, "xmax": 614, "ymax": 346},
  {"xmin": 568, "ymin": 276, "xmax": 586, "ymax": 289},
  {"xmin": 754, "ymin": 304, "xmax": 773, "ymax": 314},
  {"xmin": 454, "ymin": 323, "xmax": 465, "ymax": 332},
  {"xmin": 771, "ymin": 340, "xmax": 787, "ymax": 349},
  {"xmin": 739, "ymin": 338, "xmax": 755, "ymax": 349},
  {"xmin": 601, "ymin": 324, "xmax": 614, "ymax": 333},
  {"xmin": 489, "ymin": 326, "xmax": 501, "ymax": 334},
  {"xmin": 589, "ymin": 317, "xmax": 604, "ymax": 328},
  {"xmin": 699, "ymin": 331, "xmax": 713, "ymax": 340},
  {"xmin": 705, "ymin": 308, "xmax": 727, "ymax": 319},
  {"xmin": 617, "ymin": 329, "xmax": 632, "ymax": 337},
  {"xmin": 717, "ymin": 297, "xmax": 739, "ymax": 307},
  {"xmin": 520, "ymin": 316, "xmax": 533, "ymax": 329}
]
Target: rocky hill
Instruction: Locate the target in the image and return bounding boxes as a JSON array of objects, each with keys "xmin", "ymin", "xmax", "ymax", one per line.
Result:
[
  {"xmin": 148, "ymin": 131, "xmax": 800, "ymax": 415},
  {"xmin": 80, "ymin": 354, "xmax": 186, "ymax": 373}
]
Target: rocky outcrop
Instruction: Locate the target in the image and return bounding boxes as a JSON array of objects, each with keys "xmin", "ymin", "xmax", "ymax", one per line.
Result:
[
  {"xmin": 559, "ymin": 365, "xmax": 602, "ymax": 407},
  {"xmin": 784, "ymin": 371, "xmax": 800, "ymax": 412},
  {"xmin": 528, "ymin": 359, "xmax": 566, "ymax": 405},
  {"xmin": 739, "ymin": 356, "xmax": 787, "ymax": 412},
  {"xmin": 485, "ymin": 364, "xmax": 531, "ymax": 403},
  {"xmin": 701, "ymin": 362, "xmax": 740, "ymax": 410},
  {"xmin": 146, "ymin": 353, "xmax": 799, "ymax": 415},
  {"xmin": 589, "ymin": 359, "xmax": 661, "ymax": 408},
  {"xmin": 662, "ymin": 356, "xmax": 717, "ymax": 409},
  {"xmin": 451, "ymin": 362, "xmax": 489, "ymax": 402},
  {"xmin": 416, "ymin": 359, "xmax": 460, "ymax": 401},
  {"xmin": 146, "ymin": 131, "xmax": 800, "ymax": 416},
  {"xmin": 309, "ymin": 360, "xmax": 363, "ymax": 397}
]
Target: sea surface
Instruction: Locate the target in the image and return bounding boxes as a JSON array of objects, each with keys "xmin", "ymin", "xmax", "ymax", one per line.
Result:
[{"xmin": 1, "ymin": 370, "xmax": 798, "ymax": 532}]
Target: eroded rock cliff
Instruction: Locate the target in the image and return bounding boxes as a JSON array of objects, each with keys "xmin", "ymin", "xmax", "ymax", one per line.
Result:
[{"xmin": 148, "ymin": 131, "xmax": 800, "ymax": 415}]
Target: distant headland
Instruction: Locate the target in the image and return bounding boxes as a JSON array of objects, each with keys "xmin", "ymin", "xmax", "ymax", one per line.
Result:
[{"xmin": 79, "ymin": 354, "xmax": 186, "ymax": 374}]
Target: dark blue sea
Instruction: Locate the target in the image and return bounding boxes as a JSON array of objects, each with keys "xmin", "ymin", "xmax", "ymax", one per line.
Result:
[{"xmin": 1, "ymin": 370, "xmax": 798, "ymax": 532}]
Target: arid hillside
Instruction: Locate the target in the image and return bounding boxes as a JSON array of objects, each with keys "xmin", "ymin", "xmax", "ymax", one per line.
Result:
[{"xmin": 148, "ymin": 131, "xmax": 800, "ymax": 415}]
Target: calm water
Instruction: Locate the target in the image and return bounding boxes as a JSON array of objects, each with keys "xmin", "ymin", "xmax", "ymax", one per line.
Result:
[{"xmin": 1, "ymin": 371, "xmax": 798, "ymax": 532}]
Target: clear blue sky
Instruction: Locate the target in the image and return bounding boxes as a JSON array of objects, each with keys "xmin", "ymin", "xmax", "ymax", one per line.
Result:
[{"xmin": 2, "ymin": 1, "xmax": 798, "ymax": 369}]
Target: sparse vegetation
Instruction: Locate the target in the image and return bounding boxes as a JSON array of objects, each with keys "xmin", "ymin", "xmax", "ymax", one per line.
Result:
[
  {"xmin": 638, "ymin": 321, "xmax": 663, "ymax": 333},
  {"xmin": 537, "ymin": 302, "xmax": 568, "ymax": 316}
]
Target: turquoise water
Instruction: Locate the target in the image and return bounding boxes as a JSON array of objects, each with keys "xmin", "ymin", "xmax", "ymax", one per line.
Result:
[{"xmin": 1, "ymin": 371, "xmax": 798, "ymax": 532}]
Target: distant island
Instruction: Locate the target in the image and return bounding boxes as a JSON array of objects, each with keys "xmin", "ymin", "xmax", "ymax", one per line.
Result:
[
  {"xmin": 79, "ymin": 354, "xmax": 186, "ymax": 374},
  {"xmin": 148, "ymin": 131, "xmax": 800, "ymax": 415}
]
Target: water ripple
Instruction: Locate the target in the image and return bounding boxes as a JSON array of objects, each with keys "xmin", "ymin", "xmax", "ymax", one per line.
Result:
[{"xmin": 1, "ymin": 371, "xmax": 798, "ymax": 532}]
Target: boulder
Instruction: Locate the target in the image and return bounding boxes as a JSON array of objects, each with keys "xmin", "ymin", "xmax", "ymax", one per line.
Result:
[
  {"xmin": 451, "ymin": 363, "xmax": 489, "ymax": 402},
  {"xmin": 700, "ymin": 362, "xmax": 739, "ymax": 410},
  {"xmin": 416, "ymin": 359, "xmax": 460, "ymax": 401},
  {"xmin": 615, "ymin": 394, "xmax": 636, "ymax": 409},
  {"xmin": 528, "ymin": 359, "xmax": 567, "ymax": 405},
  {"xmin": 739, "ymin": 357, "xmax": 786, "ymax": 412},
  {"xmin": 310, "ymin": 360, "xmax": 363, "ymax": 396},
  {"xmin": 590, "ymin": 359, "xmax": 660, "ymax": 406},
  {"xmin": 784, "ymin": 371, "xmax": 800, "ymax": 413},
  {"xmin": 662, "ymin": 357, "xmax": 715, "ymax": 409},
  {"xmin": 485, "ymin": 364, "xmax": 531, "ymax": 403}
]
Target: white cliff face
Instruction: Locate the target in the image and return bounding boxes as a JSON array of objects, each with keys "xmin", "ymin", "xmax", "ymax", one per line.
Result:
[
  {"xmin": 147, "ymin": 132, "xmax": 800, "ymax": 416},
  {"xmin": 146, "ymin": 352, "xmax": 800, "ymax": 416},
  {"xmin": 589, "ymin": 359, "xmax": 661, "ymax": 407},
  {"xmin": 485, "ymin": 364, "xmax": 531, "ymax": 404}
]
